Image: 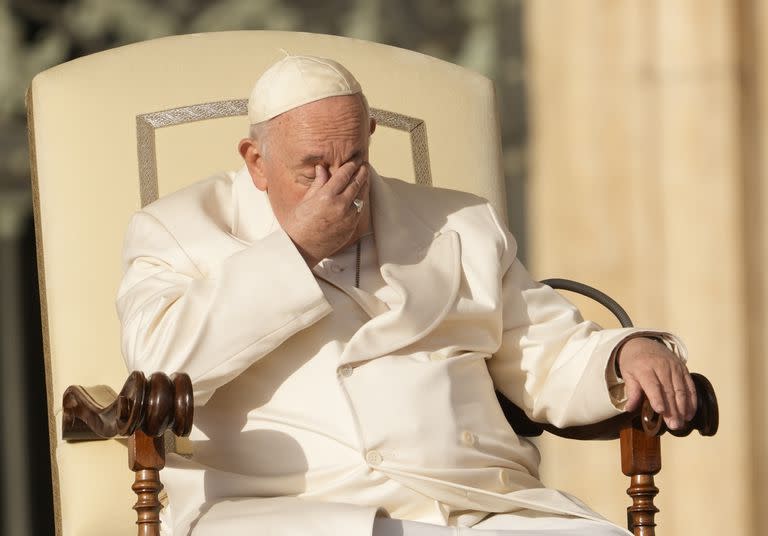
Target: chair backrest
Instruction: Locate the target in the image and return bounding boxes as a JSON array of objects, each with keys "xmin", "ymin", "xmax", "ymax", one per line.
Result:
[{"xmin": 27, "ymin": 30, "xmax": 505, "ymax": 535}]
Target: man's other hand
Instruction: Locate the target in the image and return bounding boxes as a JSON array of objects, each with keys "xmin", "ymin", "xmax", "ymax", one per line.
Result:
[
  {"xmin": 284, "ymin": 160, "xmax": 369, "ymax": 267},
  {"xmin": 617, "ymin": 337, "xmax": 697, "ymax": 430}
]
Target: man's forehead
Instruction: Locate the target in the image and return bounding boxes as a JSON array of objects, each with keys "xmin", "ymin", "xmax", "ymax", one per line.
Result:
[
  {"xmin": 248, "ymin": 55, "xmax": 363, "ymax": 125},
  {"xmin": 284, "ymin": 136, "xmax": 366, "ymax": 167},
  {"xmin": 274, "ymin": 107, "xmax": 368, "ymax": 167}
]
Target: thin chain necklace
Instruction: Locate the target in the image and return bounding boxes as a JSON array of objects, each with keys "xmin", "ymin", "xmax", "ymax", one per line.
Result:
[
  {"xmin": 354, "ymin": 231, "xmax": 373, "ymax": 289},
  {"xmin": 355, "ymin": 240, "xmax": 361, "ymax": 288}
]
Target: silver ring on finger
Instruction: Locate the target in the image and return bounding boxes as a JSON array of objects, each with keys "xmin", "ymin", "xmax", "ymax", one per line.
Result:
[{"xmin": 352, "ymin": 198, "xmax": 364, "ymax": 213}]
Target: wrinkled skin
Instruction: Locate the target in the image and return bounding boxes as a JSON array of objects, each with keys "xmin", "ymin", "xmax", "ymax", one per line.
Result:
[{"xmin": 617, "ymin": 337, "xmax": 697, "ymax": 429}]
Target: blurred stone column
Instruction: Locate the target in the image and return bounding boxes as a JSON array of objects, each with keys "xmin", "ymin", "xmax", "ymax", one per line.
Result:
[
  {"xmin": 736, "ymin": 0, "xmax": 768, "ymax": 531},
  {"xmin": 525, "ymin": 1, "xmax": 753, "ymax": 535},
  {"xmin": 0, "ymin": 191, "xmax": 32, "ymax": 536}
]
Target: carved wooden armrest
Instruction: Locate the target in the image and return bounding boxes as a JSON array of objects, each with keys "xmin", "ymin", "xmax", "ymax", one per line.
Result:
[
  {"xmin": 62, "ymin": 371, "xmax": 193, "ymax": 536},
  {"xmin": 498, "ymin": 372, "xmax": 718, "ymax": 441},
  {"xmin": 498, "ymin": 372, "xmax": 718, "ymax": 536}
]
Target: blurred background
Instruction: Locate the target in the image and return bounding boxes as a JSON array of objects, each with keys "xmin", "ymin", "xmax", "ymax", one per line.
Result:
[{"xmin": 1, "ymin": 1, "xmax": 764, "ymax": 535}]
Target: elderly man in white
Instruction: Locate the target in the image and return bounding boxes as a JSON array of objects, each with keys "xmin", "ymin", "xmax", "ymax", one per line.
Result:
[{"xmin": 117, "ymin": 55, "xmax": 696, "ymax": 536}]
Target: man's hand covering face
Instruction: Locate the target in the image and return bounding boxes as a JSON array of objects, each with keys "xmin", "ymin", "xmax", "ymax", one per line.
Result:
[{"xmin": 284, "ymin": 160, "xmax": 369, "ymax": 267}]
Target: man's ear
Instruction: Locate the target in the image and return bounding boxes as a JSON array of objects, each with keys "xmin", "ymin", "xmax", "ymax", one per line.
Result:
[
  {"xmin": 238, "ymin": 137, "xmax": 268, "ymax": 191},
  {"xmin": 369, "ymin": 117, "xmax": 377, "ymax": 136}
]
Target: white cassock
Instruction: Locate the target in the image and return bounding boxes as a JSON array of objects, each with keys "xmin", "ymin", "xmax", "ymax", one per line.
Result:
[{"xmin": 117, "ymin": 166, "xmax": 683, "ymax": 536}]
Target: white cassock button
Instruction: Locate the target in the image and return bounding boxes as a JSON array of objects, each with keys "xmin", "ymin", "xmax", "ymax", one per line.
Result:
[
  {"xmin": 329, "ymin": 263, "xmax": 343, "ymax": 273},
  {"xmin": 460, "ymin": 431, "xmax": 477, "ymax": 447},
  {"xmin": 338, "ymin": 365, "xmax": 353, "ymax": 378},
  {"xmin": 365, "ymin": 450, "xmax": 383, "ymax": 466},
  {"xmin": 429, "ymin": 352, "xmax": 446, "ymax": 361},
  {"xmin": 498, "ymin": 469, "xmax": 513, "ymax": 489}
]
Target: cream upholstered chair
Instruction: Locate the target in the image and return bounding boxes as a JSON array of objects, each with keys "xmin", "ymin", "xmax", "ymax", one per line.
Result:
[
  {"xmin": 27, "ymin": 30, "xmax": 506, "ymax": 536},
  {"xmin": 27, "ymin": 31, "xmax": 717, "ymax": 536}
]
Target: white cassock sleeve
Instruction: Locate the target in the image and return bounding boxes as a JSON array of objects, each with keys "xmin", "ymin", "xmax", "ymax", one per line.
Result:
[
  {"xmin": 116, "ymin": 210, "xmax": 332, "ymax": 405},
  {"xmin": 486, "ymin": 214, "xmax": 686, "ymax": 428}
]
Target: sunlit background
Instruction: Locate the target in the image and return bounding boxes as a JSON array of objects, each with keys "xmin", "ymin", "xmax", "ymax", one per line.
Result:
[{"xmin": 1, "ymin": 1, "xmax": 765, "ymax": 535}]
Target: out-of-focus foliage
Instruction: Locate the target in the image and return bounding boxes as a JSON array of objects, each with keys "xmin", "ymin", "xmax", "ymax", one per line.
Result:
[{"xmin": 0, "ymin": 0, "xmax": 526, "ymax": 215}]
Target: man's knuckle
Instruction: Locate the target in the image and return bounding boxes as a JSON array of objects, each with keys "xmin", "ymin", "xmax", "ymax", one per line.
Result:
[{"xmin": 647, "ymin": 379, "xmax": 663, "ymax": 390}]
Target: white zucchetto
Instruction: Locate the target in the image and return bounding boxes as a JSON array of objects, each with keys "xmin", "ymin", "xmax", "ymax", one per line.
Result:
[{"xmin": 248, "ymin": 55, "xmax": 363, "ymax": 124}]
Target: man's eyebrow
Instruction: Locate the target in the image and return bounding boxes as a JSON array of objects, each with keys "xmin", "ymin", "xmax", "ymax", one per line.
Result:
[
  {"xmin": 299, "ymin": 150, "xmax": 363, "ymax": 166},
  {"xmin": 299, "ymin": 154, "xmax": 324, "ymax": 166}
]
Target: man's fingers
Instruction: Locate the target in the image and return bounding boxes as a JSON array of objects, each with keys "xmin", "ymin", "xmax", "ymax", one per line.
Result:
[
  {"xmin": 623, "ymin": 376, "xmax": 643, "ymax": 413},
  {"xmin": 683, "ymin": 368, "xmax": 698, "ymax": 421},
  {"xmin": 315, "ymin": 165, "xmax": 331, "ymax": 187},
  {"xmin": 657, "ymin": 366, "xmax": 683, "ymax": 429},
  {"xmin": 326, "ymin": 160, "xmax": 361, "ymax": 195},
  {"xmin": 636, "ymin": 371, "xmax": 666, "ymax": 415},
  {"xmin": 671, "ymin": 365, "xmax": 692, "ymax": 425},
  {"xmin": 340, "ymin": 164, "xmax": 369, "ymax": 206},
  {"xmin": 305, "ymin": 165, "xmax": 329, "ymax": 198},
  {"xmin": 316, "ymin": 164, "xmax": 330, "ymax": 183},
  {"xmin": 618, "ymin": 337, "xmax": 696, "ymax": 429}
]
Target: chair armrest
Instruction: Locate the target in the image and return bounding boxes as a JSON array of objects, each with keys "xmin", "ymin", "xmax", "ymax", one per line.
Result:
[
  {"xmin": 498, "ymin": 372, "xmax": 719, "ymax": 440},
  {"xmin": 61, "ymin": 371, "xmax": 193, "ymax": 536},
  {"xmin": 62, "ymin": 371, "xmax": 193, "ymax": 441},
  {"xmin": 526, "ymin": 278, "xmax": 719, "ymax": 441}
]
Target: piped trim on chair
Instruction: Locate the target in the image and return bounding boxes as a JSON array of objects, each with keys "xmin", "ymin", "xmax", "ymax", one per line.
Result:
[
  {"xmin": 369, "ymin": 108, "xmax": 432, "ymax": 186},
  {"xmin": 136, "ymin": 100, "xmax": 432, "ymax": 207},
  {"xmin": 136, "ymin": 100, "xmax": 248, "ymax": 207},
  {"xmin": 25, "ymin": 86, "xmax": 64, "ymax": 536}
]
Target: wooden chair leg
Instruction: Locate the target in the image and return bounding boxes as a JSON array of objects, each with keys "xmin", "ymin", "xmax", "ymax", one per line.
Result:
[
  {"xmin": 129, "ymin": 430, "xmax": 165, "ymax": 536},
  {"xmin": 620, "ymin": 422, "xmax": 661, "ymax": 536}
]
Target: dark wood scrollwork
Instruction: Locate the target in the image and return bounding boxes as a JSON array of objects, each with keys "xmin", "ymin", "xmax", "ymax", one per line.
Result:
[
  {"xmin": 62, "ymin": 371, "xmax": 193, "ymax": 536},
  {"xmin": 62, "ymin": 371, "xmax": 193, "ymax": 440}
]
